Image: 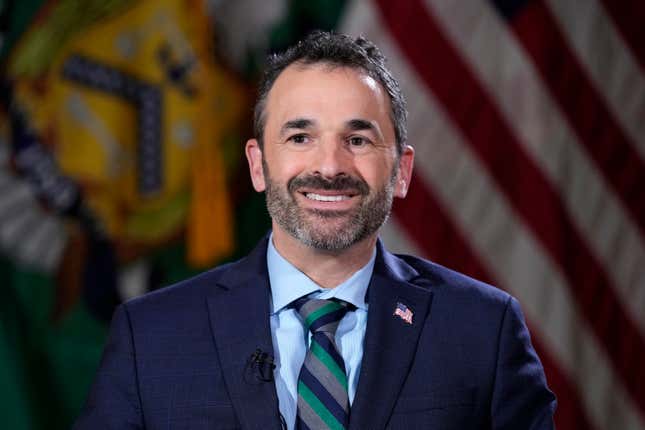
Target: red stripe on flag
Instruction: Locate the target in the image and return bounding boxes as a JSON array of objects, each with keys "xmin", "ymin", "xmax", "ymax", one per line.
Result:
[
  {"xmin": 393, "ymin": 173, "xmax": 596, "ymax": 430},
  {"xmin": 511, "ymin": 0, "xmax": 645, "ymax": 235},
  {"xmin": 598, "ymin": 0, "xmax": 645, "ymax": 74},
  {"xmin": 375, "ymin": 0, "xmax": 645, "ymax": 416}
]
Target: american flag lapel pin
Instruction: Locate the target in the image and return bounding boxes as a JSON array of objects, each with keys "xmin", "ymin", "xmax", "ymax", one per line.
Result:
[{"xmin": 394, "ymin": 302, "xmax": 414, "ymax": 324}]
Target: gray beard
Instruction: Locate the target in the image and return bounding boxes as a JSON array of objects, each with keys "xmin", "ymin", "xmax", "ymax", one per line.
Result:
[{"xmin": 263, "ymin": 162, "xmax": 396, "ymax": 251}]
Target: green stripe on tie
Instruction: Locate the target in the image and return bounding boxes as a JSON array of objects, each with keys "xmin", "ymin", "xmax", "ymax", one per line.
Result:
[
  {"xmin": 311, "ymin": 338, "xmax": 348, "ymax": 390},
  {"xmin": 299, "ymin": 381, "xmax": 345, "ymax": 430},
  {"xmin": 304, "ymin": 301, "xmax": 341, "ymax": 330}
]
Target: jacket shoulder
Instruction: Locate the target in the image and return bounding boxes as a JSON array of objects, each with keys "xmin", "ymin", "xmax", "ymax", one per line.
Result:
[
  {"xmin": 393, "ymin": 252, "xmax": 512, "ymax": 307},
  {"xmin": 122, "ymin": 259, "xmax": 239, "ymax": 315}
]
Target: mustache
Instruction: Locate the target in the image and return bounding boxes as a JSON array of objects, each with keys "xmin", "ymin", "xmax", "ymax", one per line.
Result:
[{"xmin": 288, "ymin": 174, "xmax": 369, "ymax": 195}]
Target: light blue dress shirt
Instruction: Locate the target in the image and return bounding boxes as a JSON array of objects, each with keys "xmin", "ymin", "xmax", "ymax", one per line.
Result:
[{"xmin": 267, "ymin": 236, "xmax": 375, "ymax": 430}]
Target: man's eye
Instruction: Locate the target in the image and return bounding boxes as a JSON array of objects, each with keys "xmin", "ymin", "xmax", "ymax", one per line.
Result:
[
  {"xmin": 348, "ymin": 136, "xmax": 370, "ymax": 147},
  {"xmin": 289, "ymin": 134, "xmax": 309, "ymax": 144}
]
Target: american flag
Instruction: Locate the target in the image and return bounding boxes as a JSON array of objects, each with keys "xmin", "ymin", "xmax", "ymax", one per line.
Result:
[
  {"xmin": 394, "ymin": 302, "xmax": 414, "ymax": 324},
  {"xmin": 340, "ymin": 1, "xmax": 645, "ymax": 429}
]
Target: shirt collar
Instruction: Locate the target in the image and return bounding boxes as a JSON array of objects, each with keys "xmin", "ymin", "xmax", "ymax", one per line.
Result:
[{"xmin": 267, "ymin": 234, "xmax": 375, "ymax": 314}]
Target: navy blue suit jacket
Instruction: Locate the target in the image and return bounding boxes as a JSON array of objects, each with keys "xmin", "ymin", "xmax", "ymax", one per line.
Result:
[{"xmin": 75, "ymin": 237, "xmax": 556, "ymax": 429}]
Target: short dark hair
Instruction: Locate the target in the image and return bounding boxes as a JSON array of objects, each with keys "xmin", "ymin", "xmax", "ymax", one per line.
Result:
[{"xmin": 253, "ymin": 31, "xmax": 407, "ymax": 155}]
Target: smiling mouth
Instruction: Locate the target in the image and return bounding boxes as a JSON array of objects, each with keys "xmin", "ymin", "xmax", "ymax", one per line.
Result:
[{"xmin": 303, "ymin": 192, "xmax": 353, "ymax": 202}]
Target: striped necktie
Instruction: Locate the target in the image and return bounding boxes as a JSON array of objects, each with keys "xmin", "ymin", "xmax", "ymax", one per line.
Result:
[{"xmin": 293, "ymin": 297, "xmax": 351, "ymax": 430}]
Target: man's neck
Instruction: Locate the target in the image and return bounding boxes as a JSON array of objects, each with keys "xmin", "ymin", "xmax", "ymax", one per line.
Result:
[{"xmin": 271, "ymin": 226, "xmax": 377, "ymax": 289}]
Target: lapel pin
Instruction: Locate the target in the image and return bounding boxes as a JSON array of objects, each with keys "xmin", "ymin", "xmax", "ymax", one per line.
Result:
[{"xmin": 394, "ymin": 302, "xmax": 413, "ymax": 324}]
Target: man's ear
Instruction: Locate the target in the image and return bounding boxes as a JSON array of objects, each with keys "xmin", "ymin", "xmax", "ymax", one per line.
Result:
[
  {"xmin": 394, "ymin": 144, "xmax": 414, "ymax": 198},
  {"xmin": 245, "ymin": 138, "xmax": 266, "ymax": 192}
]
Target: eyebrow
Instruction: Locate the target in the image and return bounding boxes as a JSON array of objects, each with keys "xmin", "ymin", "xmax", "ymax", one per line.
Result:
[
  {"xmin": 346, "ymin": 118, "xmax": 375, "ymax": 132},
  {"xmin": 278, "ymin": 117, "xmax": 384, "ymax": 139},
  {"xmin": 280, "ymin": 118, "xmax": 316, "ymax": 137},
  {"xmin": 346, "ymin": 118, "xmax": 383, "ymax": 139}
]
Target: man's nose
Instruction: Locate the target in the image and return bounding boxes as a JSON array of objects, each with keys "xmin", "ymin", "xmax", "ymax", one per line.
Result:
[{"xmin": 311, "ymin": 139, "xmax": 352, "ymax": 178}]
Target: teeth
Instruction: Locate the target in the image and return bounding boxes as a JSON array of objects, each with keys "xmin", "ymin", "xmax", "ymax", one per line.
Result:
[{"xmin": 305, "ymin": 193, "xmax": 350, "ymax": 202}]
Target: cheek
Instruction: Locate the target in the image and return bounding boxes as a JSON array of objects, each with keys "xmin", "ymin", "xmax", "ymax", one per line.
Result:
[
  {"xmin": 357, "ymin": 158, "xmax": 395, "ymax": 189},
  {"xmin": 264, "ymin": 155, "xmax": 303, "ymax": 187},
  {"xmin": 270, "ymin": 148, "xmax": 309, "ymax": 171}
]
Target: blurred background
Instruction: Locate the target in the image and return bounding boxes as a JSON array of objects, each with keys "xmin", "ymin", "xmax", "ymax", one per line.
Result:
[{"xmin": 0, "ymin": 0, "xmax": 643, "ymax": 429}]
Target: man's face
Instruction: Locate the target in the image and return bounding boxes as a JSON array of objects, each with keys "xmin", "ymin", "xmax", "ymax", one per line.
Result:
[{"xmin": 246, "ymin": 63, "xmax": 413, "ymax": 251}]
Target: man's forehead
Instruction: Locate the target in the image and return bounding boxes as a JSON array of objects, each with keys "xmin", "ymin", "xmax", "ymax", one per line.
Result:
[
  {"xmin": 269, "ymin": 62, "xmax": 381, "ymax": 97},
  {"xmin": 265, "ymin": 63, "xmax": 388, "ymax": 119},
  {"xmin": 289, "ymin": 60, "xmax": 366, "ymax": 76}
]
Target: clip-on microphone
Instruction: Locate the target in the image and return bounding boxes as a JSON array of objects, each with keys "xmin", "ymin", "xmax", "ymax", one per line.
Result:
[{"xmin": 245, "ymin": 348, "xmax": 275, "ymax": 383}]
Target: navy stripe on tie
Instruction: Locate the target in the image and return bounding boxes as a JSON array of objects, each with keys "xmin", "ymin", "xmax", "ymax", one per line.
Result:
[
  {"xmin": 296, "ymin": 416, "xmax": 312, "ymax": 430},
  {"xmin": 313, "ymin": 333, "xmax": 346, "ymax": 373},
  {"xmin": 300, "ymin": 364, "xmax": 349, "ymax": 425},
  {"xmin": 309, "ymin": 307, "xmax": 348, "ymax": 332},
  {"xmin": 292, "ymin": 296, "xmax": 309, "ymax": 312}
]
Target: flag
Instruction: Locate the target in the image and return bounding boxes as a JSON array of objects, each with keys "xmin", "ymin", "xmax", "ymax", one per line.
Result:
[
  {"xmin": 393, "ymin": 302, "xmax": 414, "ymax": 324},
  {"xmin": 341, "ymin": 1, "xmax": 645, "ymax": 428}
]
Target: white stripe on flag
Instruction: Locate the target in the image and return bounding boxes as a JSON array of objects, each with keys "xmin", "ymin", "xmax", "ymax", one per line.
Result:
[
  {"xmin": 22, "ymin": 216, "xmax": 68, "ymax": 272},
  {"xmin": 381, "ymin": 218, "xmax": 423, "ymax": 257}
]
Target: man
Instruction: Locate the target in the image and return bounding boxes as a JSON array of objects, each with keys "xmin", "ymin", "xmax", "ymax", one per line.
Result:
[{"xmin": 75, "ymin": 31, "xmax": 556, "ymax": 429}]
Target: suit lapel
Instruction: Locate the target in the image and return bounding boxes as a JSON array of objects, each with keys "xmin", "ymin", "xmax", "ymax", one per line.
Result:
[
  {"xmin": 349, "ymin": 243, "xmax": 434, "ymax": 430},
  {"xmin": 206, "ymin": 238, "xmax": 282, "ymax": 430}
]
